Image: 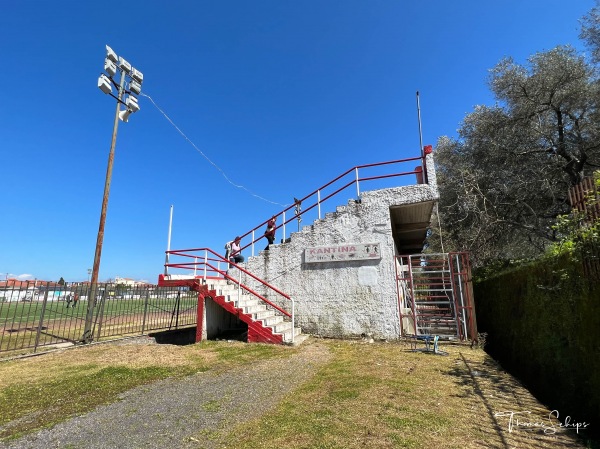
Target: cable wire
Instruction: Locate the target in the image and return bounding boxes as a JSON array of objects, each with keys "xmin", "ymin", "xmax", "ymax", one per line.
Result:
[{"xmin": 140, "ymin": 92, "xmax": 287, "ymax": 207}]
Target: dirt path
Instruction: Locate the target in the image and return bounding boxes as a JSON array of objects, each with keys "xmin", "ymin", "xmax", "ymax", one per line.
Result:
[{"xmin": 0, "ymin": 342, "xmax": 332, "ymax": 449}]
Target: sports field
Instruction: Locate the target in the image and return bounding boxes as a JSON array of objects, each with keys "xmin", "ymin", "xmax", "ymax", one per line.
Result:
[{"xmin": 0, "ymin": 285, "xmax": 198, "ymax": 356}]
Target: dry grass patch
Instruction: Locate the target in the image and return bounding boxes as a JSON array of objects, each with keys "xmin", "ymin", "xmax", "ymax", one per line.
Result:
[
  {"xmin": 226, "ymin": 339, "xmax": 591, "ymax": 449},
  {"xmin": 0, "ymin": 339, "xmax": 292, "ymax": 441},
  {"xmin": 0, "ymin": 342, "xmax": 214, "ymax": 390}
]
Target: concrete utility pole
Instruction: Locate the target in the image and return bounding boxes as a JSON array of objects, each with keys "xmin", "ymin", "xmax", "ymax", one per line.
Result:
[{"xmin": 83, "ymin": 46, "xmax": 144, "ymax": 343}]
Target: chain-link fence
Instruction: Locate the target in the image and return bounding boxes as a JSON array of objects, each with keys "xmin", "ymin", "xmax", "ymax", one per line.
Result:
[{"xmin": 0, "ymin": 281, "xmax": 197, "ymax": 356}]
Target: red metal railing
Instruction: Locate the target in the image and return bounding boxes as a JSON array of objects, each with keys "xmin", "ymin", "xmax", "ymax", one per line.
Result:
[
  {"xmin": 395, "ymin": 252, "xmax": 475, "ymax": 342},
  {"xmin": 162, "ymin": 247, "xmax": 293, "ymax": 319},
  {"xmin": 234, "ymin": 155, "xmax": 428, "ymax": 257}
]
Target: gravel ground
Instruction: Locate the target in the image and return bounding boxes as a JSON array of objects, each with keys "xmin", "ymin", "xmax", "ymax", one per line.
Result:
[{"xmin": 0, "ymin": 340, "xmax": 331, "ymax": 449}]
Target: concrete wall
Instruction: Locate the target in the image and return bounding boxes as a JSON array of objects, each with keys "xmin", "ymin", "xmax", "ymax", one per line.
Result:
[
  {"xmin": 202, "ymin": 297, "xmax": 245, "ymax": 339},
  {"xmin": 239, "ymin": 154, "xmax": 438, "ymax": 340}
]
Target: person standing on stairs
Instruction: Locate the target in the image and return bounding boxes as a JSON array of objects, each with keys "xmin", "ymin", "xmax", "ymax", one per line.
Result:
[{"xmin": 264, "ymin": 216, "xmax": 276, "ymax": 250}]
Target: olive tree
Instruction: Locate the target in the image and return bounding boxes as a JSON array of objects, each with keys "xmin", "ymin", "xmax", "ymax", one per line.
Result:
[
  {"xmin": 431, "ymin": 46, "xmax": 600, "ymax": 267},
  {"xmin": 581, "ymin": 0, "xmax": 600, "ymax": 64}
]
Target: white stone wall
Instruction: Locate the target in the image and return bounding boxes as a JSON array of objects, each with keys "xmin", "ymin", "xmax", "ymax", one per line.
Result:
[{"xmin": 242, "ymin": 154, "xmax": 438, "ymax": 340}]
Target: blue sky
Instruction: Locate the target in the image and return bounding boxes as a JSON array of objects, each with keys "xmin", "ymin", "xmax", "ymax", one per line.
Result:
[{"xmin": 0, "ymin": 0, "xmax": 594, "ymax": 283}]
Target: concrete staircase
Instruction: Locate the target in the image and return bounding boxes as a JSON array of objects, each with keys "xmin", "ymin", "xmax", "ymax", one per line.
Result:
[{"xmin": 203, "ymin": 278, "xmax": 307, "ymax": 345}]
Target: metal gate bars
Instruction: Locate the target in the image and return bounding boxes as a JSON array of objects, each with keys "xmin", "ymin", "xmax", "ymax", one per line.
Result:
[{"xmin": 395, "ymin": 252, "xmax": 476, "ymax": 341}]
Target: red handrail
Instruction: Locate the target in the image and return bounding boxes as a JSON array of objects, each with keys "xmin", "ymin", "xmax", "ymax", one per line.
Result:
[
  {"xmin": 234, "ymin": 155, "xmax": 427, "ymax": 256},
  {"xmin": 163, "ymin": 247, "xmax": 292, "ymax": 317}
]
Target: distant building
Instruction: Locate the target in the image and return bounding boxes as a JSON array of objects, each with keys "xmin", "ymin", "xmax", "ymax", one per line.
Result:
[{"xmin": 114, "ymin": 276, "xmax": 149, "ymax": 286}]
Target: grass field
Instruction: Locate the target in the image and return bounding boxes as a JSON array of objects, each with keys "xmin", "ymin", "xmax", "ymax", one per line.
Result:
[{"xmin": 0, "ymin": 338, "xmax": 596, "ymax": 448}]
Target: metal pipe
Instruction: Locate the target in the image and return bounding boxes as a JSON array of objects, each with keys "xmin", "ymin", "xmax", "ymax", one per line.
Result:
[
  {"xmin": 355, "ymin": 167, "xmax": 360, "ymax": 198},
  {"xmin": 291, "ymin": 298, "xmax": 295, "ymax": 345},
  {"xmin": 447, "ymin": 254, "xmax": 464, "ymax": 341},
  {"xmin": 237, "ymin": 269, "xmax": 241, "ymax": 305},
  {"xmin": 417, "ymin": 91, "xmax": 424, "ymax": 161},
  {"xmin": 282, "ymin": 210, "xmax": 286, "ymax": 242},
  {"xmin": 416, "ymin": 91, "xmax": 429, "ymax": 184},
  {"xmin": 407, "ymin": 255, "xmax": 418, "ymax": 335},
  {"xmin": 165, "ymin": 205, "xmax": 173, "ymax": 275},
  {"xmin": 317, "ymin": 190, "xmax": 321, "ymax": 219},
  {"xmin": 455, "ymin": 254, "xmax": 468, "ymax": 339}
]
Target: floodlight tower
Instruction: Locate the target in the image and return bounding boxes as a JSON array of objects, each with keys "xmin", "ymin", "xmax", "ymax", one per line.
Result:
[{"xmin": 83, "ymin": 45, "xmax": 144, "ymax": 343}]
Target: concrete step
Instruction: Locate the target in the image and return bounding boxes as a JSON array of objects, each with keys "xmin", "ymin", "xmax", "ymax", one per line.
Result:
[
  {"xmin": 254, "ymin": 309, "xmax": 276, "ymax": 320},
  {"xmin": 288, "ymin": 333, "xmax": 310, "ymax": 346},
  {"xmin": 244, "ymin": 304, "xmax": 267, "ymax": 314},
  {"xmin": 224, "ymin": 293, "xmax": 250, "ymax": 303},
  {"xmin": 236, "ymin": 298, "xmax": 261, "ymax": 308},
  {"xmin": 262, "ymin": 315, "xmax": 285, "ymax": 326},
  {"xmin": 282, "ymin": 327, "xmax": 303, "ymax": 343},
  {"xmin": 272, "ymin": 321, "xmax": 294, "ymax": 333}
]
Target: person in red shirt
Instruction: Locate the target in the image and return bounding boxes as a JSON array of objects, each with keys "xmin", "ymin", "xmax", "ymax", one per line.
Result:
[{"xmin": 264, "ymin": 216, "xmax": 276, "ymax": 250}]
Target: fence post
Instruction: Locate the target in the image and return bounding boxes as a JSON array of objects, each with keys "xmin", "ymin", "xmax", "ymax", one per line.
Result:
[
  {"xmin": 203, "ymin": 250, "xmax": 208, "ymax": 282},
  {"xmin": 95, "ymin": 284, "xmax": 110, "ymax": 342},
  {"xmin": 33, "ymin": 287, "xmax": 50, "ymax": 353},
  {"xmin": 141, "ymin": 287, "xmax": 150, "ymax": 336},
  {"xmin": 355, "ymin": 167, "xmax": 360, "ymax": 198}
]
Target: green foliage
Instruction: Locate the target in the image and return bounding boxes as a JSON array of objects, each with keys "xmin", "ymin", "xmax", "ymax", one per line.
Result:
[
  {"xmin": 433, "ymin": 40, "xmax": 600, "ymax": 268},
  {"xmin": 472, "ymin": 258, "xmax": 533, "ymax": 282},
  {"xmin": 548, "ymin": 173, "xmax": 600, "ymax": 259},
  {"xmin": 474, "ymin": 256, "xmax": 600, "ymax": 440}
]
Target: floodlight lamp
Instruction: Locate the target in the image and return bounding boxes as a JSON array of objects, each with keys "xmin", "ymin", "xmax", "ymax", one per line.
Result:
[
  {"xmin": 97, "ymin": 74, "xmax": 112, "ymax": 94},
  {"xmin": 119, "ymin": 57, "xmax": 131, "ymax": 73},
  {"xmin": 104, "ymin": 59, "xmax": 117, "ymax": 77},
  {"xmin": 129, "ymin": 80, "xmax": 141, "ymax": 95},
  {"xmin": 126, "ymin": 95, "xmax": 140, "ymax": 113},
  {"xmin": 105, "ymin": 45, "xmax": 118, "ymax": 63},
  {"xmin": 118, "ymin": 107, "xmax": 132, "ymax": 122},
  {"xmin": 131, "ymin": 68, "xmax": 143, "ymax": 83}
]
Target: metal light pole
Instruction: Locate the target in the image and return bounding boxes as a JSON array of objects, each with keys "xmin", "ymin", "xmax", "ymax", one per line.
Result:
[{"xmin": 83, "ymin": 45, "xmax": 144, "ymax": 343}]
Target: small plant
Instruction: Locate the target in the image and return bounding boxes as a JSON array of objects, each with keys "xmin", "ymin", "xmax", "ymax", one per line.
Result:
[
  {"xmin": 471, "ymin": 332, "xmax": 488, "ymax": 350},
  {"xmin": 549, "ymin": 172, "xmax": 600, "ymax": 262}
]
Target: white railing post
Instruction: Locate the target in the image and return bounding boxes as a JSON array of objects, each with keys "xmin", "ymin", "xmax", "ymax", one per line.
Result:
[
  {"xmin": 251, "ymin": 230, "xmax": 255, "ymax": 257},
  {"xmin": 317, "ymin": 190, "xmax": 321, "ymax": 219},
  {"xmin": 355, "ymin": 167, "xmax": 360, "ymax": 198},
  {"xmin": 164, "ymin": 205, "xmax": 174, "ymax": 276},
  {"xmin": 237, "ymin": 269, "xmax": 242, "ymax": 305},
  {"xmin": 282, "ymin": 210, "xmax": 286, "ymax": 243},
  {"xmin": 193, "ymin": 257, "xmax": 197, "ymax": 278},
  {"xmin": 203, "ymin": 250, "xmax": 208, "ymax": 282},
  {"xmin": 291, "ymin": 297, "xmax": 295, "ymax": 344}
]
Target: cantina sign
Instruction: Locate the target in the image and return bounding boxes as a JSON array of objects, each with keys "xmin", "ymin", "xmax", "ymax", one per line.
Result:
[{"xmin": 304, "ymin": 242, "xmax": 381, "ymax": 263}]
